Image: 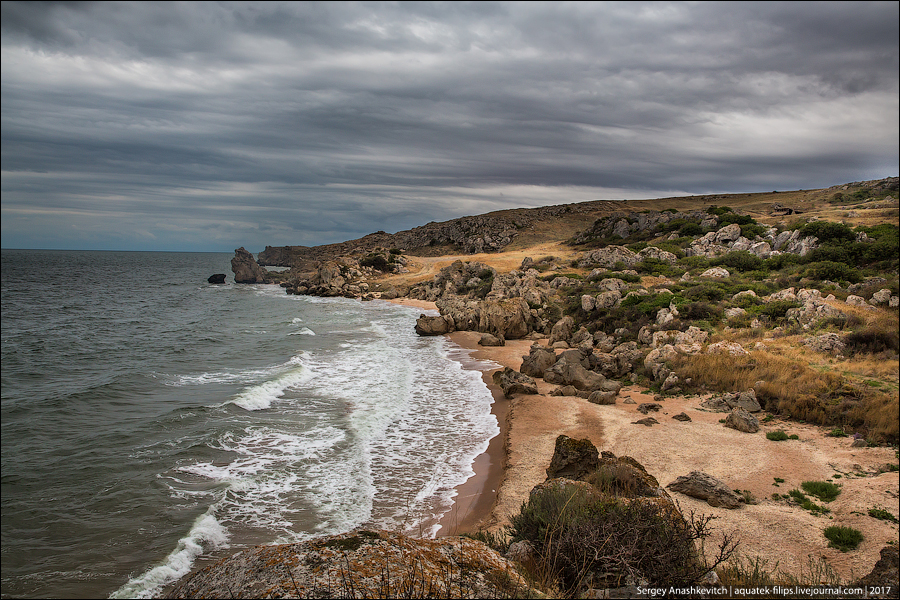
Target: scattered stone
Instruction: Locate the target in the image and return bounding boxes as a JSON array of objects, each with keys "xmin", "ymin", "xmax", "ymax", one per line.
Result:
[
  {"xmin": 623, "ymin": 397, "xmax": 636, "ymax": 404},
  {"xmin": 478, "ymin": 333, "xmax": 505, "ymax": 346},
  {"xmin": 632, "ymin": 417, "xmax": 659, "ymax": 426},
  {"xmin": 587, "ymin": 390, "xmax": 618, "ymax": 405},
  {"xmin": 549, "ymin": 385, "xmax": 579, "ymax": 397},
  {"xmin": 707, "ymin": 341, "xmax": 749, "ymax": 356},
  {"xmin": 637, "ymin": 402, "xmax": 662, "ymax": 414},
  {"xmin": 851, "ymin": 438, "xmax": 868, "ymax": 448},
  {"xmin": 667, "ymin": 471, "xmax": 743, "ymax": 509},
  {"xmin": 672, "ymin": 412, "xmax": 692, "ymax": 422},
  {"xmin": 491, "ymin": 367, "xmax": 538, "ymax": 398},
  {"xmin": 701, "ymin": 267, "xmax": 730, "ymax": 278},
  {"xmin": 724, "ymin": 407, "xmax": 760, "ymax": 433}
]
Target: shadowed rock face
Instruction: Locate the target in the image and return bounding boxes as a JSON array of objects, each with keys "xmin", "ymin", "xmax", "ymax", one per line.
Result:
[
  {"xmin": 165, "ymin": 530, "xmax": 538, "ymax": 599},
  {"xmin": 231, "ymin": 247, "xmax": 268, "ymax": 284}
]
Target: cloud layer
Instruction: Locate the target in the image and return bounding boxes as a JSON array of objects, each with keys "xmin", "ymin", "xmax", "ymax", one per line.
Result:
[{"xmin": 2, "ymin": 1, "xmax": 897, "ymax": 251}]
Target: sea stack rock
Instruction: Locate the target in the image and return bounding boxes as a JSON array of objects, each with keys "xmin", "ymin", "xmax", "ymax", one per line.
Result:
[
  {"xmin": 231, "ymin": 247, "xmax": 268, "ymax": 284},
  {"xmin": 207, "ymin": 273, "xmax": 226, "ymax": 284}
]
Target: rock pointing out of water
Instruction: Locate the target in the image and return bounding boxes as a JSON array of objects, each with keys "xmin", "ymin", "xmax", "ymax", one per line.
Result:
[{"xmin": 231, "ymin": 247, "xmax": 268, "ymax": 284}]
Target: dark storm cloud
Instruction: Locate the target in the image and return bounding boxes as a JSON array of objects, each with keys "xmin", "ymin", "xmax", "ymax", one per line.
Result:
[{"xmin": 2, "ymin": 1, "xmax": 897, "ymax": 251}]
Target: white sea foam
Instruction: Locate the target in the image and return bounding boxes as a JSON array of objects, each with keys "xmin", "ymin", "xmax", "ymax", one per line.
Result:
[
  {"xmin": 167, "ymin": 354, "xmax": 307, "ymax": 387},
  {"xmin": 288, "ymin": 327, "xmax": 315, "ymax": 336},
  {"xmin": 227, "ymin": 362, "xmax": 315, "ymax": 411},
  {"xmin": 110, "ymin": 510, "xmax": 228, "ymax": 599}
]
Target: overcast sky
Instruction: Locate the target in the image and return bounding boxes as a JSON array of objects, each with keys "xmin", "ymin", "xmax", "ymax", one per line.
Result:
[{"xmin": 2, "ymin": 1, "xmax": 898, "ymax": 252}]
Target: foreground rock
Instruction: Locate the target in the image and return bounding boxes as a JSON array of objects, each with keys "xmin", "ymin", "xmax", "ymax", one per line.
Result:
[
  {"xmin": 666, "ymin": 471, "xmax": 744, "ymax": 509},
  {"xmin": 166, "ymin": 530, "xmax": 537, "ymax": 599}
]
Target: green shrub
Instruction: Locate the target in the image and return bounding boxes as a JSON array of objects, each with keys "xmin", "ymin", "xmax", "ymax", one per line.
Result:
[
  {"xmin": 680, "ymin": 222, "xmax": 704, "ymax": 237},
  {"xmin": 707, "ymin": 205, "xmax": 734, "ymax": 216},
  {"xmin": 684, "ymin": 283, "xmax": 728, "ymax": 302},
  {"xmin": 359, "ymin": 253, "xmax": 390, "ymax": 271},
  {"xmin": 827, "ymin": 428, "xmax": 849, "ymax": 437},
  {"xmin": 823, "ymin": 526, "xmax": 863, "ymax": 552},
  {"xmin": 766, "ymin": 430, "xmax": 789, "ymax": 441},
  {"xmin": 804, "ymin": 261, "xmax": 860, "ymax": 283},
  {"xmin": 508, "ymin": 482, "xmax": 737, "ymax": 591},
  {"xmin": 788, "ymin": 489, "xmax": 830, "ymax": 515},
  {"xmin": 711, "ymin": 251, "xmax": 765, "ymax": 273},
  {"xmin": 800, "ymin": 222, "xmax": 856, "ymax": 244},
  {"xmin": 678, "ymin": 301, "xmax": 723, "ymax": 322},
  {"xmin": 868, "ymin": 507, "xmax": 899, "ymax": 523},
  {"xmin": 765, "ymin": 253, "xmax": 802, "ymax": 271},
  {"xmin": 801, "ymin": 481, "xmax": 841, "ymax": 502},
  {"xmin": 754, "ymin": 300, "xmax": 801, "ymax": 321}
]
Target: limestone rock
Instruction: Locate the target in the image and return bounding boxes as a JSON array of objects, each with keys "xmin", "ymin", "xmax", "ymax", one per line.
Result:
[
  {"xmin": 672, "ymin": 412, "xmax": 692, "ymax": 422},
  {"xmin": 231, "ymin": 247, "xmax": 268, "ymax": 283},
  {"xmin": 519, "ymin": 344, "xmax": 558, "ymax": 378},
  {"xmin": 666, "ymin": 471, "xmax": 743, "ymax": 509},
  {"xmin": 549, "ymin": 315, "xmax": 576, "ymax": 344},
  {"xmin": 491, "ymin": 367, "xmax": 538, "ymax": 398},
  {"xmin": 549, "ymin": 385, "xmax": 579, "ymax": 397},
  {"xmin": 707, "ymin": 341, "xmax": 749, "ymax": 356},
  {"xmin": 854, "ymin": 546, "xmax": 899, "ymax": 592},
  {"xmin": 207, "ymin": 273, "xmax": 226, "ymax": 284},
  {"xmin": 166, "ymin": 529, "xmax": 537, "ymax": 600},
  {"xmin": 478, "ymin": 333, "xmax": 505, "ymax": 346},
  {"xmin": 415, "ymin": 315, "xmax": 453, "ymax": 336},
  {"xmin": 543, "ymin": 358, "xmax": 607, "ymax": 391},
  {"xmin": 632, "ymin": 417, "xmax": 659, "ymax": 426},
  {"xmin": 700, "ymin": 267, "xmax": 730, "ymax": 279},
  {"xmin": 638, "ymin": 402, "xmax": 662, "ymax": 415},
  {"xmin": 587, "ymin": 390, "xmax": 618, "ymax": 405},
  {"xmin": 724, "ymin": 407, "xmax": 760, "ymax": 433},
  {"xmin": 545, "ymin": 435, "xmax": 599, "ymax": 481}
]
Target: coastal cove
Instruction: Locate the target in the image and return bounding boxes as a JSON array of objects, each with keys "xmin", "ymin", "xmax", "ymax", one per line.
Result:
[{"xmin": 0, "ymin": 251, "xmax": 502, "ymax": 599}]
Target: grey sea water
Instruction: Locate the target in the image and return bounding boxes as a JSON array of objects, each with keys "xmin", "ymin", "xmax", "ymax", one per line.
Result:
[{"xmin": 0, "ymin": 250, "xmax": 498, "ymax": 599}]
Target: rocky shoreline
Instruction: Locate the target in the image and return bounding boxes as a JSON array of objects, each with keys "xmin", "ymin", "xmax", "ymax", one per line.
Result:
[{"xmin": 201, "ymin": 180, "xmax": 899, "ymax": 597}]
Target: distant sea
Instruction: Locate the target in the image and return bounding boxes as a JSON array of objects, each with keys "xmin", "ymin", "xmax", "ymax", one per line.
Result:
[{"xmin": 0, "ymin": 250, "xmax": 499, "ymax": 599}]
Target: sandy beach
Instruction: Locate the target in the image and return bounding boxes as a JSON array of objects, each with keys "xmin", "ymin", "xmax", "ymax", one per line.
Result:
[{"xmin": 388, "ymin": 298, "xmax": 898, "ymax": 581}]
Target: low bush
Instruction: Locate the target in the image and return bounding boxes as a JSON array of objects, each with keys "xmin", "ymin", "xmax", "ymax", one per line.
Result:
[
  {"xmin": 800, "ymin": 481, "xmax": 841, "ymax": 502},
  {"xmin": 823, "ymin": 526, "xmax": 863, "ymax": 552},
  {"xmin": 800, "ymin": 222, "xmax": 856, "ymax": 244},
  {"xmin": 868, "ymin": 507, "xmax": 899, "ymax": 523},
  {"xmin": 766, "ymin": 430, "xmax": 789, "ymax": 441},
  {"xmin": 788, "ymin": 489, "xmax": 830, "ymax": 515},
  {"xmin": 711, "ymin": 251, "xmax": 765, "ymax": 272},
  {"xmin": 508, "ymin": 483, "xmax": 737, "ymax": 593},
  {"xmin": 843, "ymin": 330, "xmax": 900, "ymax": 356},
  {"xmin": 803, "ymin": 261, "xmax": 861, "ymax": 283}
]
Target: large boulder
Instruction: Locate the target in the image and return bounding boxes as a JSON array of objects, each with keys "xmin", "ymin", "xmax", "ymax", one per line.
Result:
[
  {"xmin": 545, "ymin": 435, "xmax": 599, "ymax": 481},
  {"xmin": 666, "ymin": 471, "xmax": 744, "ymax": 509},
  {"xmin": 415, "ymin": 315, "xmax": 453, "ymax": 336},
  {"xmin": 230, "ymin": 247, "xmax": 268, "ymax": 283},
  {"xmin": 543, "ymin": 357, "xmax": 608, "ymax": 391},
  {"xmin": 166, "ymin": 529, "xmax": 537, "ymax": 599},
  {"xmin": 724, "ymin": 407, "xmax": 760, "ymax": 433},
  {"xmin": 492, "ymin": 367, "xmax": 538, "ymax": 398},
  {"xmin": 520, "ymin": 344, "xmax": 559, "ymax": 378},
  {"xmin": 549, "ymin": 315, "xmax": 576, "ymax": 344}
]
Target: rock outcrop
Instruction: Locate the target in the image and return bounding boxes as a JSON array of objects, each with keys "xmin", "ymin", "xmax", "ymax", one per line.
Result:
[
  {"xmin": 545, "ymin": 435, "xmax": 600, "ymax": 481},
  {"xmin": 492, "ymin": 367, "xmax": 538, "ymax": 398},
  {"xmin": 230, "ymin": 247, "xmax": 269, "ymax": 284},
  {"xmin": 166, "ymin": 530, "xmax": 537, "ymax": 599}
]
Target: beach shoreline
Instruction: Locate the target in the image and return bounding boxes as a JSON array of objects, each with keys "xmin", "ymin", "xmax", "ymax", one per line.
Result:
[{"xmin": 388, "ymin": 296, "xmax": 897, "ymax": 581}]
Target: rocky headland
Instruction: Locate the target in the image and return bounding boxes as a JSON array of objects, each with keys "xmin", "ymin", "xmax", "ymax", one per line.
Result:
[{"xmin": 216, "ymin": 178, "xmax": 898, "ymax": 597}]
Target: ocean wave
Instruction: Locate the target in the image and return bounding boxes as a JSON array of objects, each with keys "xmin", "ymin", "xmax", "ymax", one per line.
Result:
[
  {"xmin": 226, "ymin": 362, "xmax": 315, "ymax": 411},
  {"xmin": 288, "ymin": 327, "xmax": 315, "ymax": 336},
  {"xmin": 110, "ymin": 510, "xmax": 228, "ymax": 599},
  {"xmin": 165, "ymin": 354, "xmax": 307, "ymax": 387}
]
